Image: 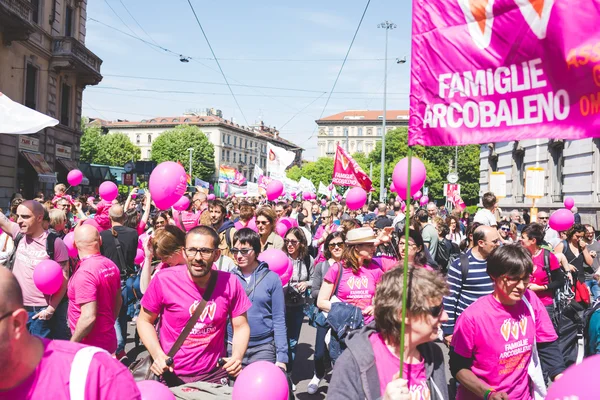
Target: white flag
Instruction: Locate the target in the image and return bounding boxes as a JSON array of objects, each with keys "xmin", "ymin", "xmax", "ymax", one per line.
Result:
[
  {"xmin": 318, "ymin": 182, "xmax": 329, "ymax": 196},
  {"xmin": 0, "ymin": 92, "xmax": 58, "ymax": 134},
  {"xmin": 300, "ymin": 177, "xmax": 316, "ymax": 193},
  {"xmin": 247, "ymin": 182, "xmax": 259, "ymax": 196},
  {"xmin": 253, "ymin": 164, "xmax": 264, "ymax": 181},
  {"xmin": 267, "ymin": 143, "xmax": 295, "ymax": 177}
]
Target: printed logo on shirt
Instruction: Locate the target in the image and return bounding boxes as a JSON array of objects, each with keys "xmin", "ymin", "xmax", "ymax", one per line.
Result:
[
  {"xmin": 498, "ymin": 314, "xmax": 532, "ymax": 375},
  {"xmin": 347, "ymin": 276, "xmax": 369, "ymax": 290},
  {"xmin": 188, "ymin": 300, "xmax": 217, "ymax": 323},
  {"xmin": 409, "ymin": 384, "xmax": 431, "ymax": 400},
  {"xmin": 500, "ymin": 315, "xmax": 527, "ymax": 341}
]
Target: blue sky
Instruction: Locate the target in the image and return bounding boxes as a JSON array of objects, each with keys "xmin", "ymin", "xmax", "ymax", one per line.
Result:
[{"xmin": 82, "ymin": 0, "xmax": 413, "ymax": 160}]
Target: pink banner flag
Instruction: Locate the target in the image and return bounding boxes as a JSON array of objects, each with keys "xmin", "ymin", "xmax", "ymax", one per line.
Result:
[
  {"xmin": 409, "ymin": 0, "xmax": 600, "ymax": 147},
  {"xmin": 332, "ymin": 144, "xmax": 373, "ymax": 192}
]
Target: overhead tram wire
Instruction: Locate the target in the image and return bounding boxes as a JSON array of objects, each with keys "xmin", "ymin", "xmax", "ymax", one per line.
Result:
[
  {"xmin": 185, "ymin": 0, "xmax": 249, "ymax": 126},
  {"xmin": 117, "ymin": 0, "xmax": 162, "ymax": 47},
  {"xmin": 279, "ymin": 92, "xmax": 327, "ymax": 130},
  {"xmin": 299, "ymin": 0, "xmax": 372, "ymax": 146}
]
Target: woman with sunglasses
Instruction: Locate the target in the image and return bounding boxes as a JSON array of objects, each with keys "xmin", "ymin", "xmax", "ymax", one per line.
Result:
[
  {"xmin": 227, "ymin": 228, "xmax": 288, "ymax": 371},
  {"xmin": 140, "ymin": 225, "xmax": 187, "ymax": 294},
  {"xmin": 307, "ymin": 231, "xmax": 346, "ymax": 394},
  {"xmin": 151, "ymin": 211, "xmax": 172, "ymax": 232},
  {"xmin": 450, "ymin": 244, "xmax": 565, "ymax": 400},
  {"xmin": 255, "ymin": 206, "xmax": 284, "ymax": 251},
  {"xmin": 328, "ymin": 266, "xmax": 450, "ymax": 400},
  {"xmin": 283, "ymin": 227, "xmax": 314, "ymax": 389}
]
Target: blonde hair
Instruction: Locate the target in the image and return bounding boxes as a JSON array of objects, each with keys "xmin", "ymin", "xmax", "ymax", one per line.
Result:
[
  {"xmin": 152, "ymin": 225, "xmax": 186, "ymax": 259},
  {"xmin": 54, "ymin": 183, "xmax": 67, "ymax": 194},
  {"xmin": 49, "ymin": 209, "xmax": 66, "ymax": 228},
  {"xmin": 256, "ymin": 206, "xmax": 277, "ymax": 225}
]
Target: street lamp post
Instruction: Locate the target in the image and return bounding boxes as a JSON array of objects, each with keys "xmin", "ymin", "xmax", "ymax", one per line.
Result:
[
  {"xmin": 378, "ymin": 21, "xmax": 396, "ymax": 202},
  {"xmin": 187, "ymin": 147, "xmax": 194, "ymax": 183}
]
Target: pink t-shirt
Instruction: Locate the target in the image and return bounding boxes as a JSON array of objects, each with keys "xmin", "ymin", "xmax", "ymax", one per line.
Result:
[
  {"xmin": 141, "ymin": 266, "xmax": 252, "ymax": 378},
  {"xmin": 67, "ymin": 254, "xmax": 121, "ymax": 353},
  {"xmin": 136, "ymin": 220, "xmax": 147, "ymax": 235},
  {"xmin": 94, "ymin": 200, "xmax": 112, "ymax": 231},
  {"xmin": 369, "ymin": 332, "xmax": 431, "ymax": 398},
  {"xmin": 234, "ymin": 217, "xmax": 258, "ymax": 232},
  {"xmin": 323, "ymin": 261, "xmax": 383, "ymax": 324},
  {"xmin": 452, "ymin": 290, "xmax": 557, "ymax": 400},
  {"xmin": 172, "ymin": 210, "xmax": 200, "ymax": 232},
  {"xmin": 530, "ymin": 250, "xmax": 560, "ymax": 306},
  {"xmin": 9, "ymin": 222, "xmax": 69, "ymax": 307},
  {"xmin": 0, "ymin": 338, "xmax": 141, "ymax": 399}
]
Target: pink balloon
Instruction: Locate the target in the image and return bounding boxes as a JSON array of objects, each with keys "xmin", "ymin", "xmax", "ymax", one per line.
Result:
[
  {"xmin": 279, "ymin": 218, "xmax": 292, "ymax": 230},
  {"xmin": 414, "ymin": 190, "xmax": 423, "ymax": 200},
  {"xmin": 233, "ymin": 361, "xmax": 289, "ymax": 400},
  {"xmin": 279, "ymin": 259, "xmax": 293, "ymax": 286},
  {"xmin": 346, "ymin": 187, "xmax": 367, "ymax": 210},
  {"xmin": 393, "ymin": 157, "xmax": 427, "ymax": 201},
  {"xmin": 336, "ymin": 194, "xmax": 342, "ymax": 201},
  {"xmin": 172, "ymin": 196, "xmax": 190, "ymax": 211},
  {"xmin": 207, "ymin": 193, "xmax": 216, "ymax": 201},
  {"xmin": 137, "ymin": 380, "xmax": 175, "ymax": 400},
  {"xmin": 87, "ymin": 196, "xmax": 95, "ymax": 203},
  {"xmin": 131, "ymin": 194, "xmax": 137, "ymax": 199},
  {"xmin": 275, "ymin": 221, "xmax": 288, "ymax": 237},
  {"xmin": 321, "ymin": 199, "xmax": 327, "ymax": 206},
  {"xmin": 328, "ymin": 184, "xmax": 334, "ymax": 190},
  {"xmin": 291, "ymin": 192, "xmax": 297, "ymax": 198},
  {"xmin": 549, "ymin": 208, "xmax": 575, "ymax": 231},
  {"xmin": 243, "ymin": 191, "xmax": 248, "ymax": 195},
  {"xmin": 149, "ymin": 161, "xmax": 187, "ymax": 210},
  {"xmin": 266, "ymin": 180, "xmax": 284, "ymax": 201},
  {"xmin": 546, "ymin": 354, "xmax": 600, "ymax": 400},
  {"xmin": 564, "ymin": 197, "xmax": 575, "ymax": 210},
  {"xmin": 390, "ymin": 182, "xmax": 396, "ymax": 193},
  {"xmin": 258, "ymin": 249, "xmax": 289, "ymax": 278},
  {"xmin": 310, "ymin": 193, "xmax": 317, "ymax": 200},
  {"xmin": 99, "ymin": 181, "xmax": 119, "ymax": 202},
  {"xmin": 420, "ymin": 195, "xmax": 429, "ymax": 206},
  {"xmin": 82, "ymin": 218, "xmax": 101, "ymax": 231},
  {"xmin": 135, "ymin": 248, "xmax": 145, "ymax": 265},
  {"xmin": 67, "ymin": 169, "xmax": 83, "ymax": 186},
  {"xmin": 302, "ymin": 192, "xmax": 310, "ymax": 200},
  {"xmin": 63, "ymin": 232, "xmax": 77, "ymax": 258},
  {"xmin": 33, "ymin": 260, "xmax": 63, "ymax": 295}
]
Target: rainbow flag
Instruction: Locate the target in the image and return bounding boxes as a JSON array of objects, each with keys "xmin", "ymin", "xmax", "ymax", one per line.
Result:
[{"xmin": 219, "ymin": 165, "xmax": 236, "ymax": 182}]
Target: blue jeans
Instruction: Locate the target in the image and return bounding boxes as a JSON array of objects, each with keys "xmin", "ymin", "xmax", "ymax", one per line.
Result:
[
  {"xmin": 26, "ymin": 306, "xmax": 52, "ymax": 338},
  {"xmin": 285, "ymin": 306, "xmax": 305, "ymax": 374},
  {"xmin": 228, "ymin": 340, "xmax": 276, "ymax": 368},
  {"xmin": 586, "ymin": 280, "xmax": 600, "ymax": 301},
  {"xmin": 313, "ymin": 324, "xmax": 330, "ymax": 379},
  {"xmin": 50, "ymin": 300, "xmax": 72, "ymax": 340},
  {"xmin": 114, "ymin": 280, "xmax": 128, "ymax": 354}
]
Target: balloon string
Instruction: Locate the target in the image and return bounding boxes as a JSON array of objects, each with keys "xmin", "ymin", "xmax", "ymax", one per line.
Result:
[{"xmin": 398, "ymin": 146, "xmax": 412, "ymax": 379}]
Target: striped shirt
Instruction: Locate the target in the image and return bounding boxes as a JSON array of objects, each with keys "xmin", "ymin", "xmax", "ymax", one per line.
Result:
[{"xmin": 442, "ymin": 249, "xmax": 493, "ymax": 336}]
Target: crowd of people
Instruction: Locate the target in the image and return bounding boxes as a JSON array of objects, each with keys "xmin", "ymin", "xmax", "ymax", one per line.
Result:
[{"xmin": 0, "ymin": 183, "xmax": 599, "ymax": 399}]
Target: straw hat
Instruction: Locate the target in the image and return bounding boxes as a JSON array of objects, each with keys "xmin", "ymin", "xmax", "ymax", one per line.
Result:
[{"xmin": 346, "ymin": 227, "xmax": 378, "ymax": 244}]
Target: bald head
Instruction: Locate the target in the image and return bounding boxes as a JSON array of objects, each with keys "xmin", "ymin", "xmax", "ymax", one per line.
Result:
[
  {"xmin": 74, "ymin": 224, "xmax": 101, "ymax": 256},
  {"xmin": 16, "ymin": 201, "xmax": 45, "ymax": 236},
  {"xmin": 0, "ymin": 268, "xmax": 23, "ymax": 313},
  {"xmin": 109, "ymin": 204, "xmax": 125, "ymax": 224},
  {"xmin": 21, "ymin": 200, "xmax": 44, "ymax": 218}
]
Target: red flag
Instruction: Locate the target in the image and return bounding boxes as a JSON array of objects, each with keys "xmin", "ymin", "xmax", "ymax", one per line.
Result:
[{"xmin": 332, "ymin": 144, "xmax": 372, "ymax": 191}]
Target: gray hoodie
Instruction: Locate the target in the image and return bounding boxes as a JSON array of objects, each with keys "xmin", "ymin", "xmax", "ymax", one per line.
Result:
[{"xmin": 327, "ymin": 324, "xmax": 448, "ymax": 400}]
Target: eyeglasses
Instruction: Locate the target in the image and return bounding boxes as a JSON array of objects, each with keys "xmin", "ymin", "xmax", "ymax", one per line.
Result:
[
  {"xmin": 500, "ymin": 227, "xmax": 510, "ymax": 231},
  {"xmin": 256, "ymin": 220, "xmax": 270, "ymax": 226},
  {"xmin": 504, "ymin": 275, "xmax": 530, "ymax": 285},
  {"xmin": 427, "ymin": 304, "xmax": 444, "ymax": 318},
  {"xmin": 284, "ymin": 239, "xmax": 299, "ymax": 246},
  {"xmin": 231, "ymin": 248, "xmax": 253, "ymax": 256},
  {"xmin": 328, "ymin": 242, "xmax": 345, "ymax": 250},
  {"xmin": 185, "ymin": 247, "xmax": 217, "ymax": 258},
  {"xmin": 0, "ymin": 310, "xmax": 15, "ymax": 323}
]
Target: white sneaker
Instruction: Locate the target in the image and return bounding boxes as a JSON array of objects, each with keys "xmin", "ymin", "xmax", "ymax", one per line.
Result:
[
  {"xmin": 307, "ymin": 375, "xmax": 321, "ymax": 395},
  {"xmin": 292, "ymin": 383, "xmax": 297, "ymax": 392}
]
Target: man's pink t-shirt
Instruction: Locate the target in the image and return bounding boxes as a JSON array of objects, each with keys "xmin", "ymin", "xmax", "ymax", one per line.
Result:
[
  {"xmin": 67, "ymin": 254, "xmax": 121, "ymax": 353},
  {"xmin": 141, "ymin": 266, "xmax": 252, "ymax": 378},
  {"xmin": 323, "ymin": 261, "xmax": 383, "ymax": 324},
  {"xmin": 369, "ymin": 332, "xmax": 431, "ymax": 398},
  {"xmin": 530, "ymin": 250, "xmax": 561, "ymax": 306},
  {"xmin": 234, "ymin": 217, "xmax": 258, "ymax": 232},
  {"xmin": 452, "ymin": 290, "xmax": 557, "ymax": 400},
  {"xmin": 93, "ymin": 201, "xmax": 112, "ymax": 231},
  {"xmin": 9, "ymin": 222, "xmax": 69, "ymax": 307},
  {"xmin": 0, "ymin": 338, "xmax": 141, "ymax": 399},
  {"xmin": 172, "ymin": 210, "xmax": 200, "ymax": 232}
]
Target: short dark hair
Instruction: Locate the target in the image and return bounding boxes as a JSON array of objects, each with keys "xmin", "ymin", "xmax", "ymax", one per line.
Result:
[
  {"xmin": 187, "ymin": 225, "xmax": 220, "ymax": 249},
  {"xmin": 566, "ymin": 223, "xmax": 586, "ymax": 240},
  {"xmin": 486, "ymin": 244, "xmax": 533, "ymax": 279},
  {"xmin": 482, "ymin": 192, "xmax": 497, "ymax": 209},
  {"xmin": 233, "ymin": 228, "xmax": 261, "ymax": 255},
  {"xmin": 209, "ymin": 199, "xmax": 227, "ymax": 214},
  {"xmin": 416, "ymin": 208, "xmax": 428, "ymax": 223},
  {"xmin": 323, "ymin": 231, "xmax": 346, "ymax": 259},
  {"xmin": 472, "ymin": 225, "xmax": 487, "ymax": 245},
  {"xmin": 521, "ymin": 223, "xmax": 544, "ymax": 246}
]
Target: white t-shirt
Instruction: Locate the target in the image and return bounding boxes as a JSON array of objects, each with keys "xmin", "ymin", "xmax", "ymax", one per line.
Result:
[{"xmin": 473, "ymin": 208, "xmax": 497, "ymax": 226}]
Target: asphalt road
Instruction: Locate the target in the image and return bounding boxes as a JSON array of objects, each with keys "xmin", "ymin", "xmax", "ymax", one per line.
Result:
[{"xmin": 125, "ymin": 318, "xmax": 451, "ymax": 399}]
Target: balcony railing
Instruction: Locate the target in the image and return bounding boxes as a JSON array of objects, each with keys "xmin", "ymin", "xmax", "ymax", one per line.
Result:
[
  {"xmin": 0, "ymin": 0, "xmax": 34, "ymax": 44},
  {"xmin": 51, "ymin": 37, "xmax": 103, "ymax": 85}
]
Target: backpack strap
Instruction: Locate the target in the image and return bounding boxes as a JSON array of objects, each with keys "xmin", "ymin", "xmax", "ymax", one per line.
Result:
[
  {"xmin": 332, "ymin": 262, "xmax": 344, "ymax": 297},
  {"xmin": 111, "ymin": 229, "xmax": 130, "ymax": 277},
  {"xmin": 459, "ymin": 253, "xmax": 469, "ymax": 285},
  {"xmin": 69, "ymin": 346, "xmax": 109, "ymax": 400},
  {"xmin": 542, "ymin": 249, "xmax": 552, "ymax": 282},
  {"xmin": 46, "ymin": 231, "xmax": 59, "ymax": 261},
  {"xmin": 245, "ymin": 269, "xmax": 270, "ymax": 297},
  {"xmin": 5, "ymin": 233, "xmax": 24, "ymax": 271}
]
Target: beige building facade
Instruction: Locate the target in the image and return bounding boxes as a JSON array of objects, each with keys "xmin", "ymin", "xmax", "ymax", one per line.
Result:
[
  {"xmin": 0, "ymin": 0, "xmax": 102, "ymax": 205},
  {"xmin": 316, "ymin": 110, "xmax": 409, "ymax": 158}
]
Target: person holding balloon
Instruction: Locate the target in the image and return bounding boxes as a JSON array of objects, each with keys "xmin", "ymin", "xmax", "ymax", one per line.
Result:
[
  {"xmin": 227, "ymin": 228, "xmax": 288, "ymax": 371},
  {"xmin": 554, "ymin": 224, "xmax": 594, "ymax": 290},
  {"xmin": 327, "ymin": 266, "xmax": 450, "ymax": 400},
  {"xmin": 256, "ymin": 206, "xmax": 284, "ymax": 251}
]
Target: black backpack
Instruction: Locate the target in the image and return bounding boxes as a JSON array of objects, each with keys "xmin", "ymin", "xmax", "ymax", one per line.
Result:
[
  {"xmin": 5, "ymin": 231, "xmax": 60, "ymax": 271},
  {"xmin": 435, "ymin": 238, "xmax": 460, "ymax": 274}
]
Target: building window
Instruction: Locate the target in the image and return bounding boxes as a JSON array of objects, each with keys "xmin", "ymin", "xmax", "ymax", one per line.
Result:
[
  {"xmin": 136, "ymin": 134, "xmax": 140, "ymax": 144},
  {"xmin": 343, "ymin": 127, "xmax": 349, "ymax": 137},
  {"xmin": 327, "ymin": 142, "xmax": 334, "ymax": 153},
  {"xmin": 244, "ymin": 154, "xmax": 247, "ymax": 164},
  {"xmin": 147, "ymin": 134, "xmax": 152, "ymax": 144},
  {"xmin": 367, "ymin": 128, "xmax": 373, "ymax": 135},
  {"xmin": 227, "ymin": 151, "xmax": 230, "ymax": 161},
  {"xmin": 245, "ymin": 139, "xmax": 248, "ymax": 147},
  {"xmin": 222, "ymin": 133, "xmax": 225, "ymax": 143},
  {"xmin": 25, "ymin": 64, "xmax": 38, "ymax": 110},
  {"xmin": 358, "ymin": 127, "xmax": 363, "ymax": 136},
  {"xmin": 147, "ymin": 149, "xmax": 151, "ymax": 159},
  {"xmin": 328, "ymin": 128, "xmax": 333, "ymax": 136},
  {"xmin": 377, "ymin": 127, "xmax": 382, "ymax": 136},
  {"xmin": 32, "ymin": 0, "xmax": 40, "ymax": 24},
  {"xmin": 227, "ymin": 135, "xmax": 231, "ymax": 144},
  {"xmin": 65, "ymin": 6, "xmax": 73, "ymax": 37},
  {"xmin": 357, "ymin": 141, "xmax": 364, "ymax": 152},
  {"xmin": 60, "ymin": 83, "xmax": 71, "ymax": 126},
  {"xmin": 549, "ymin": 141, "xmax": 564, "ymax": 202},
  {"xmin": 234, "ymin": 137, "xmax": 237, "ymax": 147},
  {"xmin": 221, "ymin": 149, "xmax": 225, "ymax": 159},
  {"xmin": 233, "ymin": 153, "xmax": 237, "ymax": 163}
]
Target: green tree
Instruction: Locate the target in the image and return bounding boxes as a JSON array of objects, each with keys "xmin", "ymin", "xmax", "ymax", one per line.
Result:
[
  {"xmin": 151, "ymin": 125, "xmax": 215, "ymax": 181},
  {"xmin": 287, "ymin": 157, "xmax": 334, "ymax": 188},
  {"xmin": 80, "ymin": 120, "xmax": 102, "ymax": 163},
  {"xmin": 94, "ymin": 133, "xmax": 141, "ymax": 166}
]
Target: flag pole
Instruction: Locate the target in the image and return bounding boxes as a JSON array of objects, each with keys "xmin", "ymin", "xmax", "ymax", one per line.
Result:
[{"xmin": 398, "ymin": 146, "xmax": 413, "ymax": 378}]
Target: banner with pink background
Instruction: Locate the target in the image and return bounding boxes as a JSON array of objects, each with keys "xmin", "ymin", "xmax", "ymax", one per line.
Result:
[{"xmin": 409, "ymin": 0, "xmax": 600, "ymax": 146}]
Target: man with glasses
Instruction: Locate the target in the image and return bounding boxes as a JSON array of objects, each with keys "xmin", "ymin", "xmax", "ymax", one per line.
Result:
[
  {"xmin": 538, "ymin": 211, "xmax": 560, "ymax": 247},
  {"xmin": 137, "ymin": 226, "xmax": 251, "ymax": 386},
  {"xmin": 0, "ymin": 268, "xmax": 141, "ymax": 398},
  {"xmin": 443, "ymin": 225, "xmax": 500, "ymax": 346}
]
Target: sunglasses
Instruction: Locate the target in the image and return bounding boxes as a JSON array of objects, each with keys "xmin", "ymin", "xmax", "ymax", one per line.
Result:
[
  {"xmin": 500, "ymin": 227, "xmax": 510, "ymax": 231},
  {"xmin": 284, "ymin": 239, "xmax": 299, "ymax": 246},
  {"xmin": 538, "ymin": 217, "xmax": 548, "ymax": 220},
  {"xmin": 428, "ymin": 303, "xmax": 445, "ymax": 318},
  {"xmin": 328, "ymin": 242, "xmax": 345, "ymax": 250},
  {"xmin": 231, "ymin": 248, "xmax": 253, "ymax": 256},
  {"xmin": 256, "ymin": 220, "xmax": 269, "ymax": 226}
]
